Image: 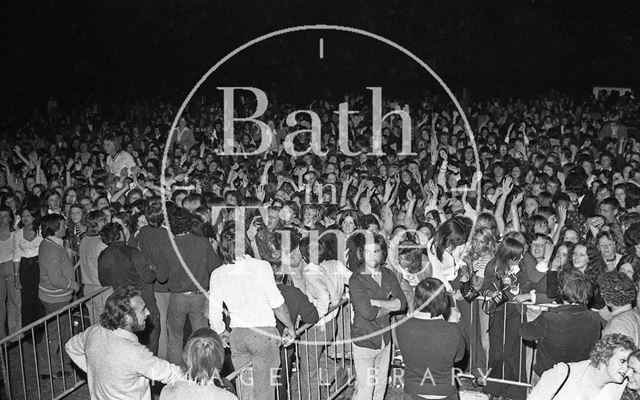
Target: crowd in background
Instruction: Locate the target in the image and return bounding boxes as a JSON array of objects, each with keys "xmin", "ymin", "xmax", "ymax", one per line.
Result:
[{"xmin": 0, "ymin": 89, "xmax": 639, "ymax": 400}]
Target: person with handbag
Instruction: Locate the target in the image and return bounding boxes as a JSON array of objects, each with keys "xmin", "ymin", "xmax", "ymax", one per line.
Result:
[{"xmin": 529, "ymin": 334, "xmax": 635, "ymax": 400}]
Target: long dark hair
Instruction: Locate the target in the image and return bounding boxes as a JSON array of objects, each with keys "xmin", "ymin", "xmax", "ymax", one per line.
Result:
[
  {"xmin": 493, "ymin": 237, "xmax": 524, "ymax": 278},
  {"xmin": 18, "ymin": 206, "xmax": 41, "ymax": 234},
  {"xmin": 430, "ymin": 216, "xmax": 471, "ymax": 262}
]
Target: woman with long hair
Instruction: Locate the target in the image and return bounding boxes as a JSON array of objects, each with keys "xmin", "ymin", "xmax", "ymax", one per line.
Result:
[
  {"xmin": 481, "ymin": 237, "xmax": 530, "ymax": 400},
  {"xmin": 426, "ymin": 216, "xmax": 471, "ymax": 293},
  {"xmin": 0, "ymin": 205, "xmax": 19, "ymax": 339},
  {"xmin": 13, "ymin": 206, "xmax": 44, "ymax": 327}
]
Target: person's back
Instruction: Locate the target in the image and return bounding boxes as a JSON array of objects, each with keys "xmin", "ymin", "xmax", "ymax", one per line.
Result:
[
  {"xmin": 604, "ymin": 308, "xmax": 640, "ymax": 346},
  {"xmin": 521, "ymin": 304, "xmax": 602, "ymax": 376},
  {"xmin": 160, "ymin": 380, "xmax": 236, "ymax": 400}
]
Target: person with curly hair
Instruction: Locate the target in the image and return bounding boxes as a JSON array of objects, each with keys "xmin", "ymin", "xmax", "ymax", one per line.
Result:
[
  {"xmin": 529, "ymin": 334, "xmax": 636, "ymax": 400},
  {"xmin": 601, "ymin": 271, "xmax": 640, "ymax": 346},
  {"xmin": 65, "ymin": 287, "xmax": 182, "ymax": 400}
]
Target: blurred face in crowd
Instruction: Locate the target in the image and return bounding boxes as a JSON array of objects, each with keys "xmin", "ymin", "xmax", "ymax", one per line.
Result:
[
  {"xmin": 615, "ymin": 187, "xmax": 626, "ymax": 206},
  {"xmin": 605, "ymin": 348, "xmax": 632, "ymax": 384},
  {"xmin": 598, "ymin": 236, "xmax": 616, "ymax": 261},
  {"xmin": 341, "ymin": 216, "xmax": 356, "ymax": 234},
  {"xmin": 530, "ymin": 237, "xmax": 548, "ymax": 260},
  {"xmin": 626, "ymin": 356, "xmax": 640, "ymax": 390},
  {"xmin": 572, "ymin": 245, "xmax": 589, "ymax": 272},
  {"xmin": 128, "ymin": 296, "xmax": 150, "ymax": 332},
  {"xmin": 364, "ymin": 243, "xmax": 384, "ymax": 270},
  {"xmin": 564, "ymin": 229, "xmax": 579, "ymax": 244},
  {"xmin": 619, "ymin": 263, "xmax": 636, "ymax": 281},
  {"xmin": 599, "ymin": 203, "xmax": 618, "ymax": 224},
  {"xmin": 0, "ymin": 211, "xmax": 11, "ymax": 229},
  {"xmin": 70, "ymin": 206, "xmax": 83, "ymax": 224}
]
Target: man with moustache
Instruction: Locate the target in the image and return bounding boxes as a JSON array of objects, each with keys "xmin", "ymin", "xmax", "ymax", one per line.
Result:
[{"xmin": 65, "ymin": 287, "xmax": 182, "ymax": 400}]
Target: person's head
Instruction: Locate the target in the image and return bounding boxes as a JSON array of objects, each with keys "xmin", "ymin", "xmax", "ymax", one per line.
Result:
[
  {"xmin": 494, "ymin": 237, "xmax": 525, "ymax": 278},
  {"xmin": 338, "ymin": 210, "xmax": 361, "ymax": 235},
  {"xmin": 600, "ymin": 198, "xmax": 620, "ymax": 224},
  {"xmin": 413, "ymin": 277, "xmax": 449, "ymax": 319},
  {"xmin": 18, "ymin": 206, "xmax": 41, "ymax": 232},
  {"xmin": 0, "ymin": 205, "xmax": 14, "ymax": 231},
  {"xmin": 599, "ymin": 271, "xmax": 637, "ymax": 308},
  {"xmin": 183, "ymin": 328, "xmax": 225, "ymax": 386},
  {"xmin": 85, "ymin": 210, "xmax": 106, "ymax": 236},
  {"xmin": 562, "ymin": 227, "xmax": 580, "ymax": 244},
  {"xmin": 100, "ymin": 287, "xmax": 149, "ymax": 332},
  {"xmin": 617, "ymin": 255, "xmax": 640, "ymax": 284},
  {"xmin": 597, "ymin": 231, "xmax": 619, "ymax": 261},
  {"xmin": 571, "ymin": 243, "xmax": 590, "ymax": 272},
  {"xmin": 625, "ymin": 223, "xmax": 640, "ymax": 257},
  {"xmin": 40, "ymin": 213, "xmax": 66, "ymax": 238},
  {"xmin": 69, "ymin": 204, "xmax": 84, "ymax": 224},
  {"xmin": 529, "ymin": 233, "xmax": 552, "ymax": 261},
  {"xmin": 103, "ymin": 134, "xmax": 121, "ymax": 156},
  {"xmin": 470, "ymin": 227, "xmax": 497, "ymax": 258},
  {"xmin": 626, "ymin": 350, "xmax": 640, "ymax": 391},
  {"xmin": 589, "ymin": 334, "xmax": 636, "ymax": 384},
  {"xmin": 99, "ymin": 222, "xmax": 125, "ymax": 245},
  {"xmin": 559, "ymin": 269, "xmax": 592, "ymax": 305},
  {"xmin": 431, "ymin": 216, "xmax": 470, "ymax": 262},
  {"xmin": 218, "ymin": 227, "xmax": 240, "ymax": 264},
  {"xmin": 363, "ymin": 234, "xmax": 388, "ymax": 271}
]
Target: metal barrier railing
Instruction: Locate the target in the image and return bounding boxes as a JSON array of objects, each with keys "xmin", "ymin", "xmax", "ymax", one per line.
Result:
[
  {"xmin": 0, "ymin": 287, "xmax": 110, "ymax": 400},
  {"xmin": 225, "ymin": 299, "xmax": 355, "ymax": 400}
]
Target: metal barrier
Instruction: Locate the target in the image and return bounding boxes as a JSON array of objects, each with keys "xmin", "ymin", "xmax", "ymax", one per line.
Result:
[
  {"xmin": 225, "ymin": 299, "xmax": 355, "ymax": 400},
  {"xmin": 0, "ymin": 287, "xmax": 110, "ymax": 400}
]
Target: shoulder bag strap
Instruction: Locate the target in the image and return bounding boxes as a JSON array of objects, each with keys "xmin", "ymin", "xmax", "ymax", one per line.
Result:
[{"xmin": 551, "ymin": 363, "xmax": 571, "ymax": 400}]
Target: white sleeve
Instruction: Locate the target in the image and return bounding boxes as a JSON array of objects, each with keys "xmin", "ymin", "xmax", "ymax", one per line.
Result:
[{"xmin": 208, "ymin": 272, "xmax": 226, "ymax": 335}]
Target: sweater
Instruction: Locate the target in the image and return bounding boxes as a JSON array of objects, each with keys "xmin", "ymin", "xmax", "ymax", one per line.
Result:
[
  {"xmin": 396, "ymin": 316, "xmax": 465, "ymax": 399},
  {"xmin": 39, "ymin": 238, "xmax": 76, "ymax": 303}
]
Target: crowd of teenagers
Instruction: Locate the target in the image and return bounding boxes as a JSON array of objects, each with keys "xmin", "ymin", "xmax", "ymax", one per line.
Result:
[{"xmin": 0, "ymin": 89, "xmax": 639, "ymax": 400}]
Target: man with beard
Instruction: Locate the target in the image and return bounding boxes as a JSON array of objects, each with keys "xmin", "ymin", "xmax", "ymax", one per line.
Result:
[{"xmin": 65, "ymin": 287, "xmax": 182, "ymax": 400}]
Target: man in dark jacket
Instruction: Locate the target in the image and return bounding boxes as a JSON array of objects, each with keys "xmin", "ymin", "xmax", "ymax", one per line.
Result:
[{"xmin": 520, "ymin": 271, "xmax": 602, "ymax": 381}]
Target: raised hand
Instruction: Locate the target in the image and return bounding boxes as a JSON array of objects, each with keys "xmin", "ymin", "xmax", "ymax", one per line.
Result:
[{"xmin": 501, "ymin": 176, "xmax": 514, "ymax": 195}]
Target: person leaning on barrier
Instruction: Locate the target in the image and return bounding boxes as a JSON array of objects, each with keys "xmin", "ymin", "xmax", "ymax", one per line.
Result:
[
  {"xmin": 528, "ymin": 334, "xmax": 636, "ymax": 400},
  {"xmin": 520, "ymin": 269, "xmax": 603, "ymax": 381},
  {"xmin": 208, "ymin": 226, "xmax": 296, "ymax": 400},
  {"xmin": 65, "ymin": 286, "xmax": 183, "ymax": 400},
  {"xmin": 159, "ymin": 327, "xmax": 237, "ymax": 400},
  {"xmin": 396, "ymin": 277, "xmax": 465, "ymax": 400}
]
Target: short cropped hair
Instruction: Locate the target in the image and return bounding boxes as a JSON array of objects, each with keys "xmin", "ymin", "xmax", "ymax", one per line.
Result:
[
  {"xmin": 414, "ymin": 277, "xmax": 449, "ymax": 319},
  {"xmin": 40, "ymin": 213, "xmax": 65, "ymax": 238},
  {"xmin": 100, "ymin": 222, "xmax": 123, "ymax": 246},
  {"xmin": 599, "ymin": 271, "xmax": 637, "ymax": 307},
  {"xmin": 101, "ymin": 287, "xmax": 141, "ymax": 330},
  {"xmin": 590, "ymin": 334, "xmax": 636, "ymax": 368},
  {"xmin": 183, "ymin": 328, "xmax": 225, "ymax": 385}
]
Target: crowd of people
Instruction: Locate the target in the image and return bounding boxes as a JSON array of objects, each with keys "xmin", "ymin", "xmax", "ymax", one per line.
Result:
[{"xmin": 0, "ymin": 88, "xmax": 639, "ymax": 400}]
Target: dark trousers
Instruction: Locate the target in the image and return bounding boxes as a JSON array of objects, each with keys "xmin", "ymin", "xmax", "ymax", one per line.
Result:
[{"xmin": 19, "ymin": 256, "xmax": 44, "ymax": 326}]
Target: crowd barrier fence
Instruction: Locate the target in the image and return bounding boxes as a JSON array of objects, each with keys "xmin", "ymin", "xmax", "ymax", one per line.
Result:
[
  {"xmin": 0, "ymin": 287, "xmax": 109, "ymax": 400},
  {"xmin": 0, "ymin": 288, "xmax": 558, "ymax": 400}
]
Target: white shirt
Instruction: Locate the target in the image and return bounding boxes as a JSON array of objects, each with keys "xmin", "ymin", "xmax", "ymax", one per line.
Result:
[
  {"xmin": 65, "ymin": 325, "xmax": 182, "ymax": 400},
  {"xmin": 208, "ymin": 255, "xmax": 285, "ymax": 335},
  {"xmin": 106, "ymin": 151, "xmax": 137, "ymax": 177},
  {"xmin": 302, "ymin": 260, "xmax": 352, "ymax": 325},
  {"xmin": 0, "ymin": 232, "xmax": 14, "ymax": 264},
  {"xmin": 426, "ymin": 239, "xmax": 465, "ymax": 292},
  {"xmin": 13, "ymin": 228, "xmax": 43, "ymax": 262}
]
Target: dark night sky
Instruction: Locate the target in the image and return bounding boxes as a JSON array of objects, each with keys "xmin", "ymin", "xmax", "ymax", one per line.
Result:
[{"xmin": 2, "ymin": 0, "xmax": 639, "ymax": 112}]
